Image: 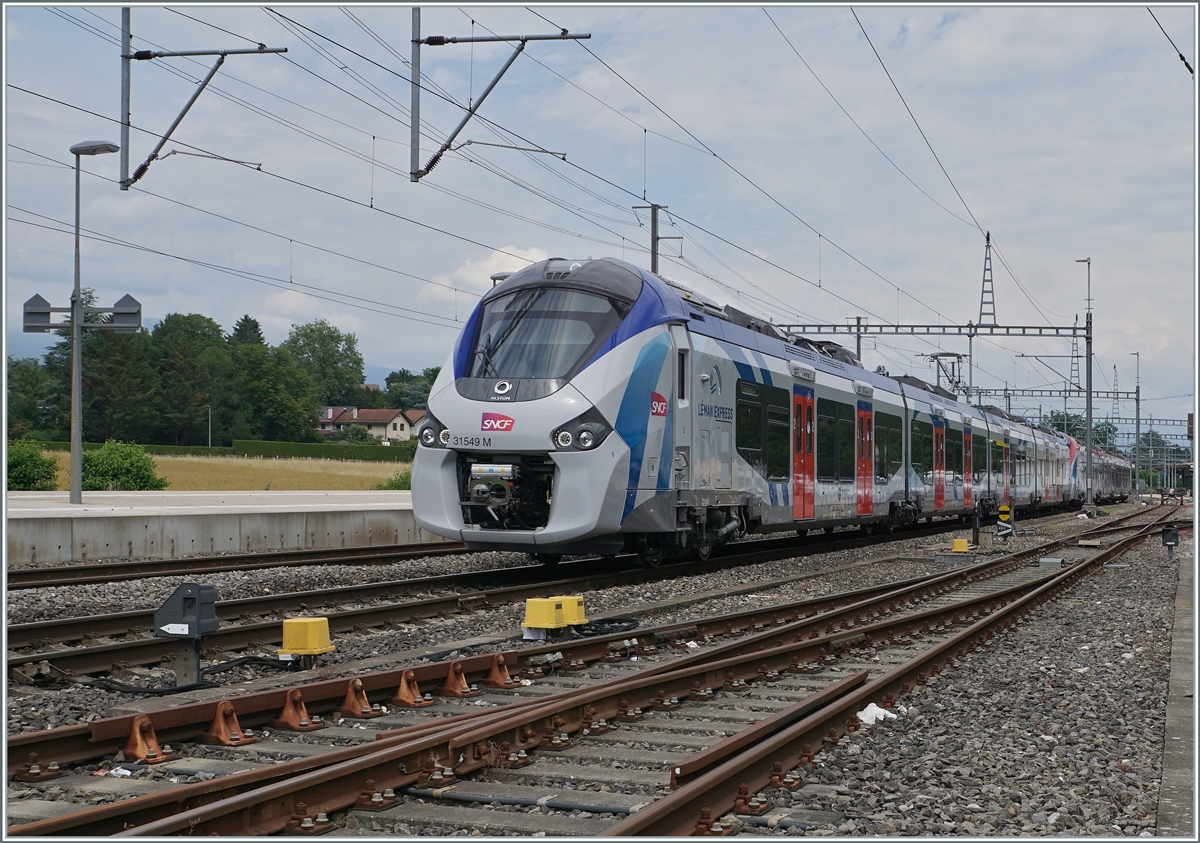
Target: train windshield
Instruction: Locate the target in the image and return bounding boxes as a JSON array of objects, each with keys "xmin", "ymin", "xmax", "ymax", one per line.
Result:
[{"xmin": 469, "ymin": 287, "xmax": 631, "ymax": 379}]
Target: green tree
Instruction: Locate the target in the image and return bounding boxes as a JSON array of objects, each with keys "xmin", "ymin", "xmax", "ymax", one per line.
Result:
[
  {"xmin": 229, "ymin": 344, "xmax": 320, "ymax": 442},
  {"xmin": 82, "ymin": 330, "xmax": 161, "ymax": 444},
  {"xmin": 228, "ymin": 314, "xmax": 266, "ymax": 347},
  {"xmin": 281, "ymin": 319, "xmax": 365, "ymax": 405},
  {"xmin": 6, "ymin": 357, "xmax": 49, "ymax": 439},
  {"xmin": 7, "ymin": 440, "xmax": 59, "ymax": 491},
  {"xmin": 82, "ymin": 440, "xmax": 168, "ymax": 491},
  {"xmin": 152, "ymin": 314, "xmax": 228, "ymax": 445},
  {"xmin": 331, "ymin": 424, "xmax": 379, "ymax": 444},
  {"xmin": 384, "ymin": 365, "xmax": 440, "ymax": 410}
]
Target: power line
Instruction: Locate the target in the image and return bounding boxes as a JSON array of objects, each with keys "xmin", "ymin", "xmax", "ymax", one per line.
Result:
[{"xmin": 1146, "ymin": 6, "xmax": 1195, "ymax": 76}]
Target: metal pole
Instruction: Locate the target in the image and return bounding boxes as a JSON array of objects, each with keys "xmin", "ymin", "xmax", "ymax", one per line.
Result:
[
  {"xmin": 410, "ymin": 7, "xmax": 421, "ymax": 182},
  {"xmin": 70, "ymin": 153, "xmax": 83, "ymax": 504},
  {"xmin": 650, "ymin": 204, "xmax": 659, "ymax": 274},
  {"xmin": 1085, "ymin": 309, "xmax": 1093, "ymax": 506},
  {"xmin": 120, "ymin": 7, "xmax": 131, "ymax": 191},
  {"xmin": 856, "ymin": 316, "xmax": 862, "ymax": 362},
  {"xmin": 1132, "ymin": 352, "xmax": 1140, "ymax": 501},
  {"xmin": 208, "ymin": 405, "xmax": 212, "ymax": 448}
]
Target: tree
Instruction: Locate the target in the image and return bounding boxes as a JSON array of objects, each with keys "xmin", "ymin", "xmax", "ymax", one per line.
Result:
[
  {"xmin": 228, "ymin": 314, "xmax": 266, "ymax": 347},
  {"xmin": 151, "ymin": 314, "xmax": 229, "ymax": 445},
  {"xmin": 331, "ymin": 424, "xmax": 379, "ymax": 444},
  {"xmin": 6, "ymin": 357, "xmax": 49, "ymax": 439},
  {"xmin": 281, "ymin": 319, "xmax": 365, "ymax": 405},
  {"xmin": 228, "ymin": 344, "xmax": 320, "ymax": 442},
  {"xmin": 82, "ymin": 330, "xmax": 161, "ymax": 444},
  {"xmin": 384, "ymin": 365, "xmax": 440, "ymax": 410}
]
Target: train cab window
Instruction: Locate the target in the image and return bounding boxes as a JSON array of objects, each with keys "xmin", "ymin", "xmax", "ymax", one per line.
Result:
[
  {"xmin": 469, "ymin": 287, "xmax": 631, "ymax": 380},
  {"xmin": 677, "ymin": 350, "xmax": 687, "ymax": 402}
]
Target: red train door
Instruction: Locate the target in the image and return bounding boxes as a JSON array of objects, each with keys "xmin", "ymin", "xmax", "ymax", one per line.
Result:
[
  {"xmin": 933, "ymin": 420, "xmax": 945, "ymax": 510},
  {"xmin": 856, "ymin": 401, "xmax": 873, "ymax": 516},
  {"xmin": 792, "ymin": 387, "xmax": 814, "ymax": 520},
  {"xmin": 963, "ymin": 428, "xmax": 973, "ymax": 509}
]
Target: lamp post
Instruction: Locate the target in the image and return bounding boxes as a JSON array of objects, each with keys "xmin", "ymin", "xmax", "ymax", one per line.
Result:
[
  {"xmin": 1076, "ymin": 257, "xmax": 1092, "ymax": 507},
  {"xmin": 69, "ymin": 140, "xmax": 120, "ymax": 504},
  {"xmin": 208, "ymin": 405, "xmax": 212, "ymax": 448},
  {"xmin": 1130, "ymin": 351, "xmax": 1140, "ymax": 501}
]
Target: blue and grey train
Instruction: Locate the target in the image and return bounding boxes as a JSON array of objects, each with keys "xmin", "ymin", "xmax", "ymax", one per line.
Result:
[{"xmin": 413, "ymin": 258, "xmax": 1130, "ymax": 564}]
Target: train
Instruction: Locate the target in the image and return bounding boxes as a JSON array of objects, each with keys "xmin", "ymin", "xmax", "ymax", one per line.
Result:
[{"xmin": 412, "ymin": 257, "xmax": 1131, "ymax": 565}]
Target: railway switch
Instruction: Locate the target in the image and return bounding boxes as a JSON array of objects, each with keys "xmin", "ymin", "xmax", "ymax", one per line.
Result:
[{"xmin": 153, "ymin": 582, "xmax": 218, "ymax": 687}]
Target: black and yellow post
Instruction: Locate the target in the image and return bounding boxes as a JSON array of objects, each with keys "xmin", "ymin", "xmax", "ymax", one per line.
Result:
[{"xmin": 997, "ymin": 505, "xmax": 1013, "ymax": 540}]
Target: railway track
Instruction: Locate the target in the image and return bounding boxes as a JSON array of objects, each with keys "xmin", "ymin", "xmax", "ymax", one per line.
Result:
[
  {"xmin": 7, "ymin": 507, "xmax": 1143, "ymax": 677},
  {"xmin": 5, "ymin": 507, "xmax": 1181, "ymax": 835},
  {"xmin": 4, "ymin": 541, "xmax": 467, "ymax": 590}
]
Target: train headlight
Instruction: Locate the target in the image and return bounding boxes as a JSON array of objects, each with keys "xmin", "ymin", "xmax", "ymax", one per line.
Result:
[
  {"xmin": 552, "ymin": 406, "xmax": 611, "ymax": 451},
  {"xmin": 417, "ymin": 414, "xmax": 447, "ymax": 448}
]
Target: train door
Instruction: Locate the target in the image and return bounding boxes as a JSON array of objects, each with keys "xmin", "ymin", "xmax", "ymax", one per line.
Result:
[
  {"xmin": 856, "ymin": 401, "xmax": 873, "ymax": 515},
  {"xmin": 792, "ymin": 387, "xmax": 815, "ymax": 520},
  {"xmin": 1003, "ymin": 440, "xmax": 1011, "ymax": 507},
  {"xmin": 933, "ymin": 419, "xmax": 945, "ymax": 510},
  {"xmin": 963, "ymin": 427, "xmax": 973, "ymax": 508}
]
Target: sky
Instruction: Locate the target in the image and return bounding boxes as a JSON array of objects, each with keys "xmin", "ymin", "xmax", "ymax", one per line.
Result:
[{"xmin": 4, "ymin": 3, "xmax": 1196, "ymax": 451}]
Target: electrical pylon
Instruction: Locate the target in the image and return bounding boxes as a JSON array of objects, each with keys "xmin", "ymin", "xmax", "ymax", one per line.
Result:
[{"xmin": 978, "ymin": 231, "xmax": 997, "ymax": 326}]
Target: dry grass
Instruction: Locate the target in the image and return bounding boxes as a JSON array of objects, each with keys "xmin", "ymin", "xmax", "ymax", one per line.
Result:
[{"xmin": 48, "ymin": 452, "xmax": 408, "ymax": 491}]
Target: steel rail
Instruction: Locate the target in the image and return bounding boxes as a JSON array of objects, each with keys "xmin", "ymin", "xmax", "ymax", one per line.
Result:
[
  {"xmin": 4, "ymin": 517, "xmax": 1010, "ymax": 671},
  {"xmin": 5, "ymin": 541, "xmax": 466, "ymax": 589},
  {"xmin": 605, "ymin": 519, "xmax": 1182, "ymax": 835},
  {"xmin": 7, "ymin": 515, "xmax": 1176, "ymax": 836},
  {"xmin": 8, "ymin": 506, "xmax": 1143, "ymax": 660},
  {"xmin": 7, "ymin": 507, "xmax": 1169, "ymax": 769}
]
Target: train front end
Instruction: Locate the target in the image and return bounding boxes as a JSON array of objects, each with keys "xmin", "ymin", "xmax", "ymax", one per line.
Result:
[{"xmin": 412, "ymin": 257, "xmax": 686, "ymax": 556}]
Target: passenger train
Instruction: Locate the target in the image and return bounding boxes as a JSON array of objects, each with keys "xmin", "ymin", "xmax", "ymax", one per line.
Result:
[{"xmin": 413, "ymin": 258, "xmax": 1131, "ymax": 564}]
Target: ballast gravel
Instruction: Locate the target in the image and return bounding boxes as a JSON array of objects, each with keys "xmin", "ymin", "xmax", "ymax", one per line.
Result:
[{"xmin": 6, "ymin": 504, "xmax": 1186, "ymax": 838}]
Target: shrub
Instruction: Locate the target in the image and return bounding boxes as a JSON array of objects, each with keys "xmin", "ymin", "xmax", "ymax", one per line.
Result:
[
  {"xmin": 82, "ymin": 440, "xmax": 169, "ymax": 491},
  {"xmin": 7, "ymin": 440, "xmax": 59, "ymax": 491},
  {"xmin": 372, "ymin": 468, "xmax": 412, "ymax": 490}
]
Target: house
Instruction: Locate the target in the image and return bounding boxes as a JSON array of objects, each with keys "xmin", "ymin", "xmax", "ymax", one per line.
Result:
[{"xmin": 317, "ymin": 407, "xmax": 414, "ymax": 442}]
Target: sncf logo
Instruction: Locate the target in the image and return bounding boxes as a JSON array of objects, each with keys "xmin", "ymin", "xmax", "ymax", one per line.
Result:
[
  {"xmin": 481, "ymin": 413, "xmax": 515, "ymax": 432},
  {"xmin": 650, "ymin": 392, "xmax": 668, "ymax": 417}
]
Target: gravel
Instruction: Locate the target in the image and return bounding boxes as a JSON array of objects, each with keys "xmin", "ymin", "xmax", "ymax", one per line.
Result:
[{"xmin": 753, "ymin": 525, "xmax": 1188, "ymax": 837}]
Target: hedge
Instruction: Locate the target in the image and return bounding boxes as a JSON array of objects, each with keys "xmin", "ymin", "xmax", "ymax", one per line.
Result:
[
  {"xmin": 35, "ymin": 441, "xmax": 236, "ymax": 457},
  {"xmin": 232, "ymin": 439, "xmax": 417, "ymax": 462},
  {"xmin": 29, "ymin": 440, "xmax": 416, "ymax": 462}
]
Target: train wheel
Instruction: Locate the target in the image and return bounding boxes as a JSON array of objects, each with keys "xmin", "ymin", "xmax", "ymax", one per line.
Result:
[{"xmin": 535, "ymin": 554, "xmax": 562, "ymax": 566}]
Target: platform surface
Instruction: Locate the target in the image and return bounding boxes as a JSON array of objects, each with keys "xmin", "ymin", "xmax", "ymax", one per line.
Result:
[{"xmin": 6, "ymin": 490, "xmax": 414, "ymax": 519}]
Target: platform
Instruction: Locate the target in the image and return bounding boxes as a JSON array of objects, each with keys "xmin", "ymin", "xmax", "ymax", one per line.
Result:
[{"xmin": 4, "ymin": 491, "xmax": 446, "ymax": 565}]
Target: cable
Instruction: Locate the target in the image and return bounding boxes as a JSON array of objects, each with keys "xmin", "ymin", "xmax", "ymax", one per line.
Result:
[{"xmin": 1147, "ymin": 7, "xmax": 1195, "ymax": 75}]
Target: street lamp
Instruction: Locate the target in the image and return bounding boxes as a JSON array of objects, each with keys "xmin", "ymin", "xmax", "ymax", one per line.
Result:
[
  {"xmin": 69, "ymin": 140, "xmax": 120, "ymax": 504},
  {"xmin": 1076, "ymin": 257, "xmax": 1092, "ymax": 507}
]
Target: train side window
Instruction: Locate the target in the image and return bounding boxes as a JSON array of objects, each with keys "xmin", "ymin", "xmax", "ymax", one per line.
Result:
[
  {"xmin": 806, "ymin": 406, "xmax": 813, "ymax": 454},
  {"xmin": 837, "ymin": 418, "xmax": 855, "ymax": 481},
  {"xmin": 766, "ymin": 406, "xmax": 789, "ymax": 480},
  {"xmin": 887, "ymin": 428, "xmax": 902, "ymax": 477},
  {"xmin": 737, "ymin": 399, "xmax": 761, "ymax": 451},
  {"xmin": 817, "ymin": 414, "xmax": 836, "ymax": 481}
]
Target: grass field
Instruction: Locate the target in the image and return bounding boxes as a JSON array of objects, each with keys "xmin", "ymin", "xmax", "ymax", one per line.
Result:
[{"xmin": 49, "ymin": 452, "xmax": 408, "ymax": 491}]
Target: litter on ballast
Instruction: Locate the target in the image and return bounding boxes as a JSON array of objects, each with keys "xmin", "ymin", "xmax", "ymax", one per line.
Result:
[{"xmin": 856, "ymin": 702, "xmax": 898, "ymax": 726}]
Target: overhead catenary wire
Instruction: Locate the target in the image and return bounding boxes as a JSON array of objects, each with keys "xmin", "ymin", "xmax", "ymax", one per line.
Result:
[{"xmin": 1146, "ymin": 6, "xmax": 1194, "ymax": 75}]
